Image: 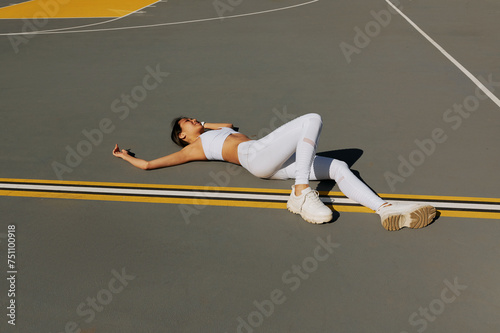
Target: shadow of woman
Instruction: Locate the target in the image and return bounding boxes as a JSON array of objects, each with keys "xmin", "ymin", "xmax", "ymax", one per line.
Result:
[{"xmin": 314, "ymin": 148, "xmax": 378, "ymax": 194}]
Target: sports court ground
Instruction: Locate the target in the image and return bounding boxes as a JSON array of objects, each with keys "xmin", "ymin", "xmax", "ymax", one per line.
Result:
[{"xmin": 0, "ymin": 0, "xmax": 499, "ymax": 332}]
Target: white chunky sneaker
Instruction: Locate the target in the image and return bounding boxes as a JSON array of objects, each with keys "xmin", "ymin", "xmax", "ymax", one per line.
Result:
[
  {"xmin": 377, "ymin": 201, "xmax": 436, "ymax": 231},
  {"xmin": 287, "ymin": 186, "xmax": 333, "ymax": 224}
]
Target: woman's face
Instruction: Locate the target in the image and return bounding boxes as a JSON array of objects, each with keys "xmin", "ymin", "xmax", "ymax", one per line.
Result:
[{"xmin": 179, "ymin": 118, "xmax": 203, "ymax": 141}]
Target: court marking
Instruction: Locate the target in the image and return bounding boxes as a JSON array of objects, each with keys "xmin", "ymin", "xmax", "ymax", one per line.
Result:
[
  {"xmin": 0, "ymin": 0, "xmax": 162, "ymax": 37},
  {"xmin": 1, "ymin": 0, "xmax": 320, "ymax": 36},
  {"xmin": 1, "ymin": 178, "xmax": 499, "ymax": 219},
  {"xmin": 386, "ymin": 0, "xmax": 500, "ymax": 108},
  {"xmin": 0, "ymin": 0, "xmax": 160, "ymax": 19},
  {"xmin": 0, "ymin": 1, "xmax": 33, "ymax": 11}
]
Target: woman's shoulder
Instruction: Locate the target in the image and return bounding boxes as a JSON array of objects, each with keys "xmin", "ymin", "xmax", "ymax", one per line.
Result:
[{"xmin": 181, "ymin": 139, "xmax": 207, "ymax": 160}]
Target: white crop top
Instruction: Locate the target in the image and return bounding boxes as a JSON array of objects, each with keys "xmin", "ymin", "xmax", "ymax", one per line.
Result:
[{"xmin": 199, "ymin": 127, "xmax": 238, "ymax": 161}]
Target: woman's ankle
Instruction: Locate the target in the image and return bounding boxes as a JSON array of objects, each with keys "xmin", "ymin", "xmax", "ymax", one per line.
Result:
[{"xmin": 294, "ymin": 184, "xmax": 310, "ymax": 196}]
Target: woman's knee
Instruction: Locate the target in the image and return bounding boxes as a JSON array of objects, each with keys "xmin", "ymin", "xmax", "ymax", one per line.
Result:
[
  {"xmin": 332, "ymin": 159, "xmax": 349, "ymax": 170},
  {"xmin": 330, "ymin": 159, "xmax": 350, "ymax": 180},
  {"xmin": 304, "ymin": 113, "xmax": 322, "ymax": 123}
]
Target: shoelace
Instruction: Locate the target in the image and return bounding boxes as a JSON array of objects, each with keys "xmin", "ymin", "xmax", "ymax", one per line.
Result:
[{"xmin": 304, "ymin": 190, "xmax": 325, "ymax": 209}]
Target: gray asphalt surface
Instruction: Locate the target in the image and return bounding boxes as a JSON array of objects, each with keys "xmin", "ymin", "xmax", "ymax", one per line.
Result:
[{"xmin": 1, "ymin": 0, "xmax": 499, "ymax": 332}]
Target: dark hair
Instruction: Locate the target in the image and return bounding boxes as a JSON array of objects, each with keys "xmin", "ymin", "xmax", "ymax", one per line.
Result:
[{"xmin": 170, "ymin": 116, "xmax": 190, "ymax": 148}]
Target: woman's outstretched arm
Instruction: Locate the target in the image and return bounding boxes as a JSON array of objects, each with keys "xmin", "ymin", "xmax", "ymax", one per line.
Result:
[{"xmin": 112, "ymin": 144, "xmax": 206, "ymax": 170}]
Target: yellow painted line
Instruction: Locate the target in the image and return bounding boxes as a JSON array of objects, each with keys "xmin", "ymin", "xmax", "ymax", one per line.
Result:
[
  {"xmin": 1, "ymin": 178, "xmax": 500, "ymax": 220},
  {"xmin": 2, "ymin": 178, "xmax": 500, "ymax": 202},
  {"xmin": 376, "ymin": 192, "xmax": 500, "ymax": 204},
  {"xmin": 2, "ymin": 189, "xmax": 499, "ymax": 220},
  {"xmin": 0, "ymin": 190, "xmax": 287, "ymax": 209},
  {"xmin": 0, "ymin": 178, "xmax": 292, "ymax": 194},
  {"xmin": 1, "ymin": 178, "xmax": 499, "ymax": 204},
  {"xmin": 0, "ymin": 0, "xmax": 158, "ymax": 19},
  {"xmin": 434, "ymin": 210, "xmax": 500, "ymax": 220}
]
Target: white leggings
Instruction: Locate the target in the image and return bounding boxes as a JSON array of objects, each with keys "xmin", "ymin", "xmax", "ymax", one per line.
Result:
[{"xmin": 237, "ymin": 113, "xmax": 386, "ymax": 211}]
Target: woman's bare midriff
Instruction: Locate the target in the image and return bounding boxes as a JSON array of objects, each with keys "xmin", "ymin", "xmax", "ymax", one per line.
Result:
[{"xmin": 221, "ymin": 133, "xmax": 252, "ymax": 165}]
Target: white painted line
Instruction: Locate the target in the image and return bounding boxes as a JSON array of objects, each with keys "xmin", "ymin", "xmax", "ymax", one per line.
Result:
[
  {"xmin": 2, "ymin": 183, "xmax": 500, "ymax": 213},
  {"xmin": 1, "ymin": 0, "xmax": 319, "ymax": 36},
  {"xmin": 390, "ymin": 200, "xmax": 500, "ymax": 212},
  {"xmin": 0, "ymin": 183, "xmax": 288, "ymax": 202},
  {"xmin": 386, "ymin": 0, "xmax": 500, "ymax": 108}
]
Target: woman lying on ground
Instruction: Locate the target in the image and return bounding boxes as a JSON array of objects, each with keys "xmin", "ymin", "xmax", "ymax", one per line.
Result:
[{"xmin": 112, "ymin": 113, "xmax": 436, "ymax": 230}]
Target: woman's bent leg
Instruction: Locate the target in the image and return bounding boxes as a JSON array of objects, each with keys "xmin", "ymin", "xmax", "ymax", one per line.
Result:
[
  {"xmin": 323, "ymin": 159, "xmax": 386, "ymax": 211},
  {"xmin": 243, "ymin": 113, "xmax": 323, "ymax": 185},
  {"xmin": 271, "ymin": 156, "xmax": 386, "ymax": 211},
  {"xmin": 292, "ymin": 114, "xmax": 322, "ymax": 185},
  {"xmin": 269, "ymin": 155, "xmax": 437, "ymax": 230},
  {"xmin": 239, "ymin": 113, "xmax": 332, "ymax": 224}
]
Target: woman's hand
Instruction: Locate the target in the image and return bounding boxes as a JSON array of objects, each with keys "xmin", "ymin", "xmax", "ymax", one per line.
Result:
[
  {"xmin": 112, "ymin": 144, "xmax": 130, "ymax": 159},
  {"xmin": 113, "ymin": 144, "xmax": 149, "ymax": 169}
]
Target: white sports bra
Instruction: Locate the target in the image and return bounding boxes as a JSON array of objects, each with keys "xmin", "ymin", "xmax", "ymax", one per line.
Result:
[{"xmin": 199, "ymin": 127, "xmax": 238, "ymax": 161}]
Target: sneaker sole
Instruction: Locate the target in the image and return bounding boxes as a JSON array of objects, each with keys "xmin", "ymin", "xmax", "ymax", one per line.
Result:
[
  {"xmin": 287, "ymin": 202, "xmax": 301, "ymax": 215},
  {"xmin": 287, "ymin": 205, "xmax": 332, "ymax": 224},
  {"xmin": 382, "ymin": 205, "xmax": 436, "ymax": 231}
]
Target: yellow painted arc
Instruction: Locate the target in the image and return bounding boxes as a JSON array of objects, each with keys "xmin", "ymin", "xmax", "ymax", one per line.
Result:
[{"xmin": 0, "ymin": 0, "xmax": 158, "ymax": 19}]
